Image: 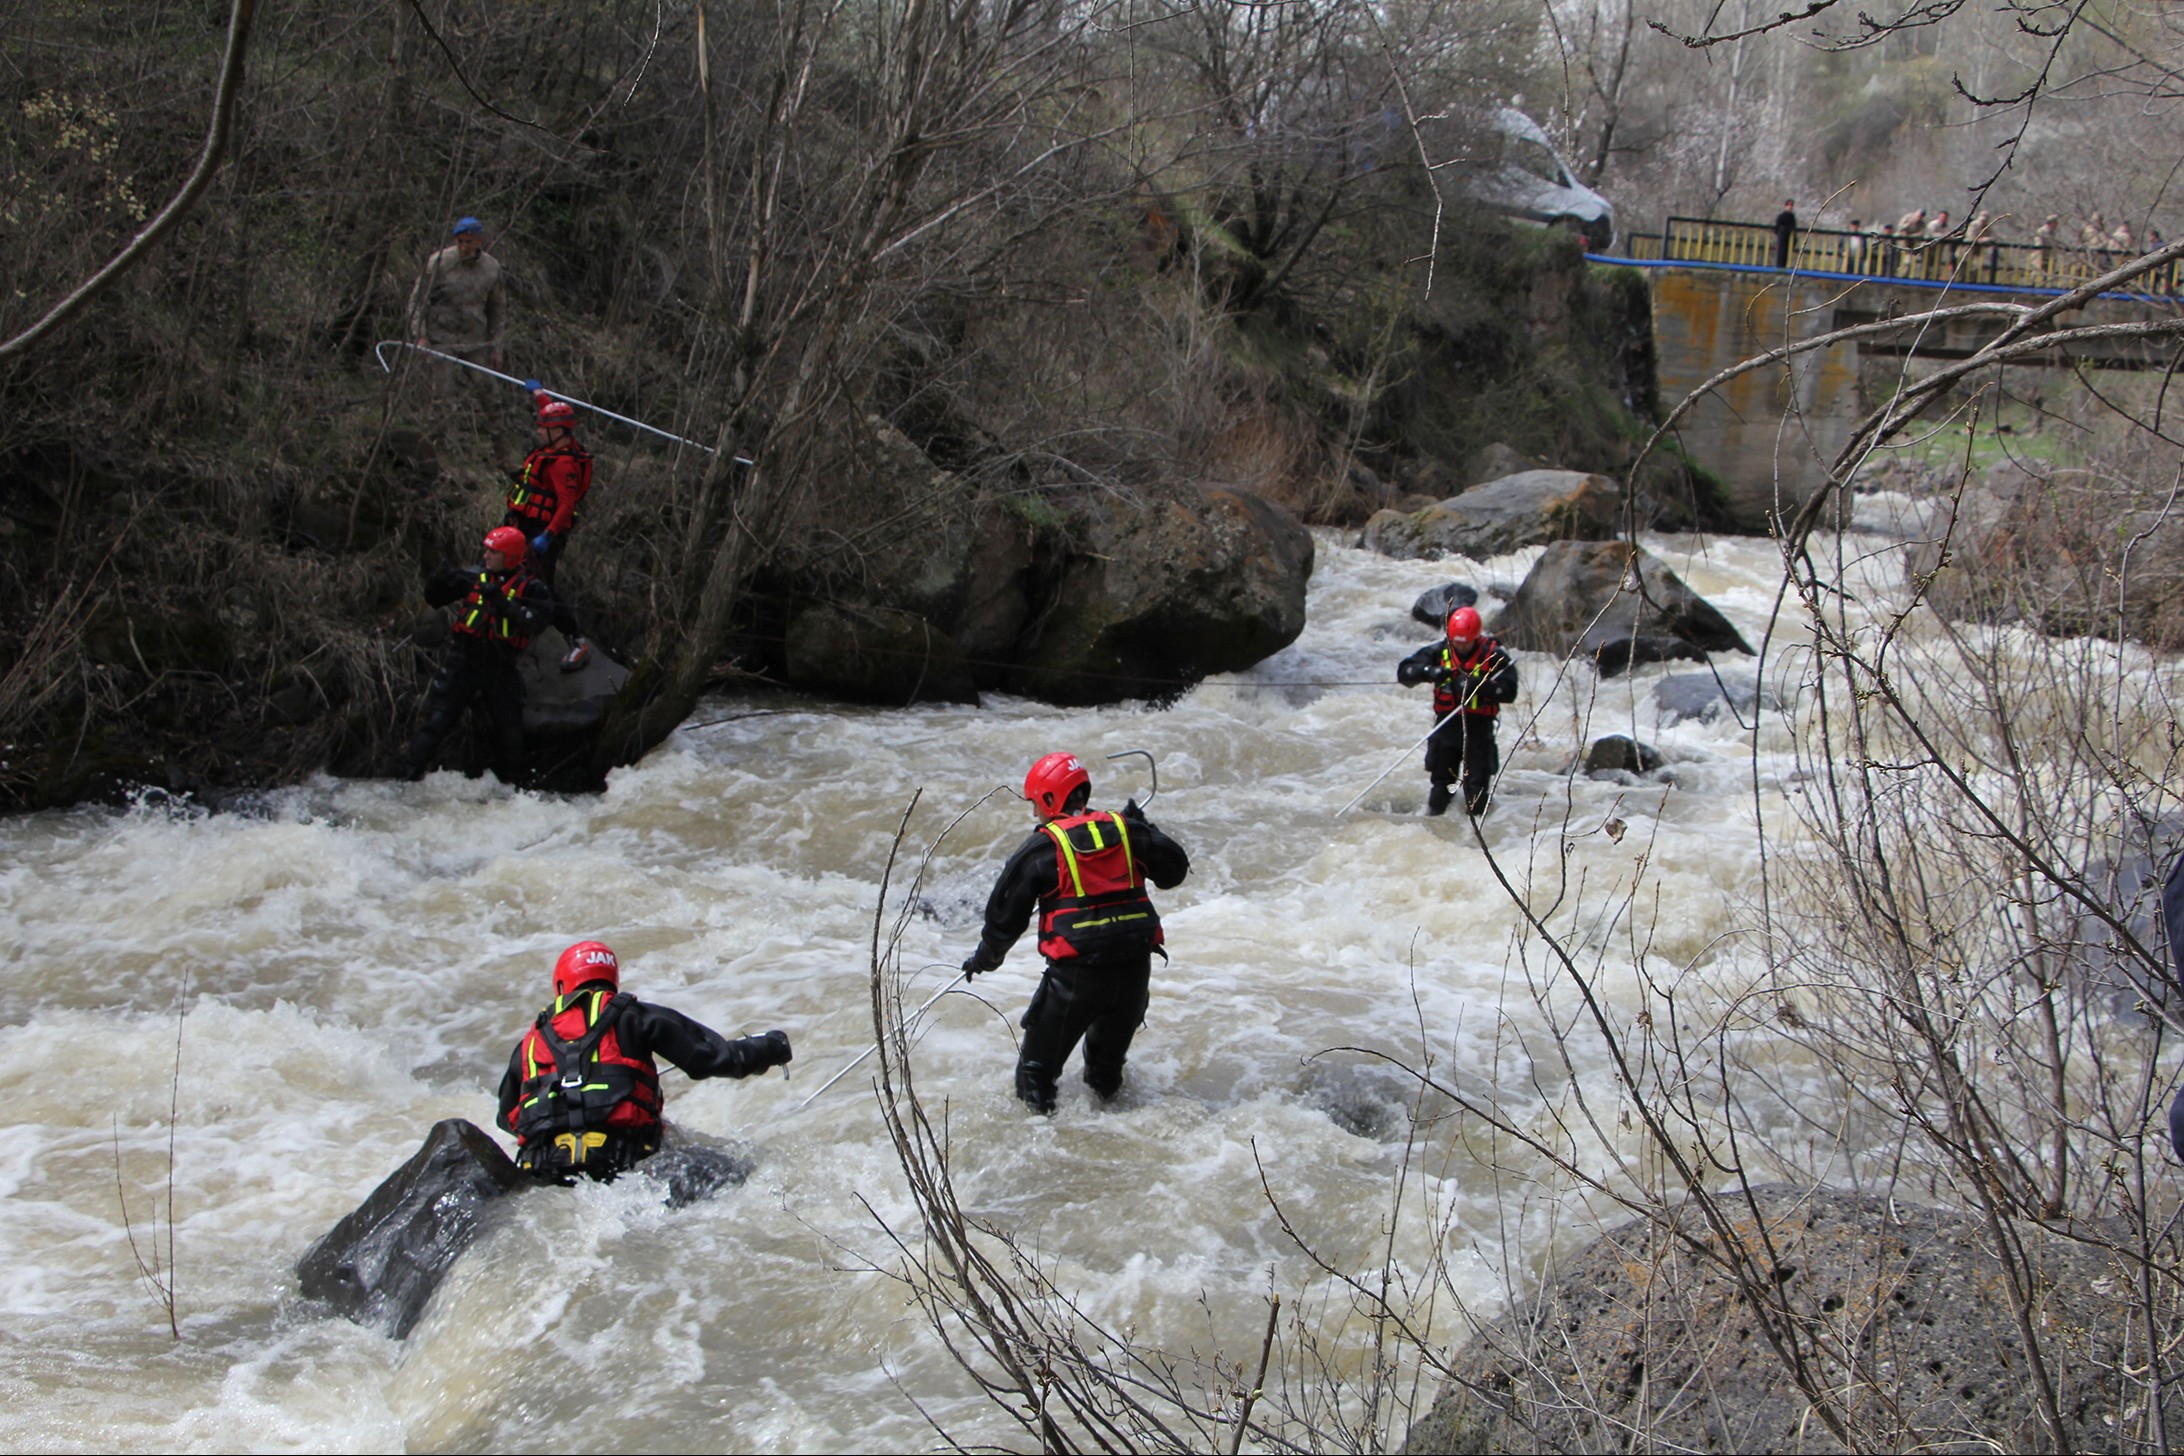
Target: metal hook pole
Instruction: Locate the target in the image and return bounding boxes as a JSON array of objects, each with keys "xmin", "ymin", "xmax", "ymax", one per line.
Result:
[
  {"xmin": 373, "ymin": 340, "xmax": 753, "ymax": 463},
  {"xmin": 795, "ymin": 971, "xmax": 968, "ymax": 1111},
  {"xmin": 1104, "ymin": 748, "xmax": 1158, "ymax": 808}
]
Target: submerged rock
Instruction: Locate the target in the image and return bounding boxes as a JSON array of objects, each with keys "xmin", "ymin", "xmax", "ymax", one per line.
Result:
[
  {"xmin": 296, "ymin": 1118, "xmax": 526, "ymax": 1339},
  {"xmin": 1582, "ymin": 735, "xmax": 1662, "ymax": 777},
  {"xmin": 1410, "ymin": 582, "xmax": 1480, "ymax": 628},
  {"xmin": 1654, "ymin": 670, "xmax": 1771, "ymax": 725},
  {"xmin": 641, "ymin": 1140, "xmax": 754, "ymax": 1209},
  {"xmin": 1404, "ymin": 1186, "xmax": 2176, "ymax": 1454},
  {"xmin": 1492, "ymin": 541, "xmax": 1751, "ymax": 677},
  {"xmin": 1359, "ymin": 470, "xmax": 1621, "ymax": 562}
]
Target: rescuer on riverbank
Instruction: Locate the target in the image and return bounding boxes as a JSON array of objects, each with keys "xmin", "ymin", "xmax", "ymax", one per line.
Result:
[
  {"xmin": 1397, "ymin": 605, "xmax": 1518, "ymax": 817},
  {"xmin": 498, "ymin": 941, "xmax": 792, "ymax": 1181},
  {"xmin": 403, "ymin": 525, "xmax": 553, "ymax": 783},
  {"xmin": 506, "ymin": 394, "xmax": 595, "ymax": 671},
  {"xmin": 959, "ymin": 753, "xmax": 1190, "ymax": 1114}
]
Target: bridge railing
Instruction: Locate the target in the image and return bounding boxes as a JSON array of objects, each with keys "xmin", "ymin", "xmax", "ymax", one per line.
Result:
[{"xmin": 1647, "ymin": 216, "xmax": 2179, "ymax": 296}]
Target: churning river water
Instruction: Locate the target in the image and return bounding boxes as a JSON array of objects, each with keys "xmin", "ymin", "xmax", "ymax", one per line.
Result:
[{"xmin": 0, "ymin": 521, "xmax": 1833, "ymax": 1452}]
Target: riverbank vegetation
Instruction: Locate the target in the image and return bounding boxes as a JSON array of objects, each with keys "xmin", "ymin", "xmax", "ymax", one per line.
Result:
[{"xmin": 1, "ymin": 0, "xmax": 1670, "ymax": 809}]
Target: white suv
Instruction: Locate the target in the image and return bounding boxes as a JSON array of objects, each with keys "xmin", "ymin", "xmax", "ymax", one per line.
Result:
[{"xmin": 1464, "ymin": 109, "xmax": 1616, "ymax": 252}]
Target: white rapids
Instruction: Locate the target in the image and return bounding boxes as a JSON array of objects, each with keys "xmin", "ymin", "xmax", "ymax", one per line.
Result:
[{"xmin": 0, "ymin": 522, "xmax": 1822, "ymax": 1451}]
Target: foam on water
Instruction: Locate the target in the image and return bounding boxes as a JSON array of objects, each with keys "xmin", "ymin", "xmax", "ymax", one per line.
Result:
[{"xmin": 0, "ymin": 525, "xmax": 1837, "ymax": 1450}]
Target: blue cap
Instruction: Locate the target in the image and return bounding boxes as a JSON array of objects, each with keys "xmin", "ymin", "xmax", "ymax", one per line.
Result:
[{"xmin": 451, "ymin": 216, "xmax": 483, "ymax": 236}]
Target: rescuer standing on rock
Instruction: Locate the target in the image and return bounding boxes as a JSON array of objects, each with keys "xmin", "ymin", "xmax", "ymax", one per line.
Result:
[
  {"xmin": 959, "ymin": 753, "xmax": 1190, "ymax": 1114},
  {"xmin": 404, "ymin": 525, "xmax": 553, "ymax": 783},
  {"xmin": 499, "ymin": 941, "xmax": 792, "ymax": 1181},
  {"xmin": 506, "ymin": 393, "xmax": 595, "ymax": 671},
  {"xmin": 1397, "ymin": 605, "xmax": 1518, "ymax": 817}
]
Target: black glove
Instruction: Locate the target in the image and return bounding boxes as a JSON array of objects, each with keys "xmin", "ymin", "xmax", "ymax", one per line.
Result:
[
  {"xmin": 960, "ymin": 950, "xmax": 997, "ymax": 980},
  {"xmin": 1121, "ymin": 797, "xmax": 1146, "ymax": 822},
  {"xmin": 760, "ymin": 1029, "xmax": 792, "ymax": 1069}
]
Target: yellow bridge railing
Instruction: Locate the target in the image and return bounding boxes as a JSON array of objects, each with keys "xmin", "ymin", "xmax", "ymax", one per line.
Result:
[{"xmin": 1615, "ymin": 216, "xmax": 2179, "ymax": 296}]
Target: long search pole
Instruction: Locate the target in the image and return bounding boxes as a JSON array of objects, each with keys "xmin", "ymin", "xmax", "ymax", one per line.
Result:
[
  {"xmin": 796, "ymin": 971, "xmax": 968, "ymax": 1110},
  {"xmin": 373, "ymin": 340, "xmax": 753, "ymax": 463},
  {"xmin": 1336, "ymin": 715, "xmax": 1451, "ymax": 816}
]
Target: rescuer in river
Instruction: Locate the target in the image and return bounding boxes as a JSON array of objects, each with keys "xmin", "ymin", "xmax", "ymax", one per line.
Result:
[
  {"xmin": 959, "ymin": 753, "xmax": 1190, "ymax": 1114},
  {"xmin": 403, "ymin": 525, "xmax": 554, "ymax": 783},
  {"xmin": 1396, "ymin": 605, "xmax": 1519, "ymax": 817},
  {"xmin": 505, "ymin": 393, "xmax": 596, "ymax": 672},
  {"xmin": 499, "ymin": 941, "xmax": 793, "ymax": 1181}
]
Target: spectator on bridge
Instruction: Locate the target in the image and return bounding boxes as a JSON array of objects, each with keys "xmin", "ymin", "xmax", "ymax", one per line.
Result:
[
  {"xmin": 2111, "ymin": 219, "xmax": 2136, "ymax": 254},
  {"xmin": 1772, "ymin": 200, "xmax": 1797, "ymax": 269},
  {"xmin": 1897, "ymin": 206, "xmax": 1927, "ymax": 237},
  {"xmin": 1875, "ymin": 222, "xmax": 1900, "ymax": 277},
  {"xmin": 2080, "ymin": 211, "xmax": 2107, "ymax": 249},
  {"xmin": 1922, "ymin": 209, "xmax": 1954, "ymax": 277},
  {"xmin": 1964, "ymin": 212, "xmax": 1995, "ymax": 280},
  {"xmin": 2033, "ymin": 214, "xmax": 2060, "ymax": 282},
  {"xmin": 1843, "ymin": 221, "xmax": 1866, "ymax": 274}
]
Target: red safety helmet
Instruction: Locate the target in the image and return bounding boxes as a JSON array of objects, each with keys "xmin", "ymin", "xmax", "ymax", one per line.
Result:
[
  {"xmin": 1023, "ymin": 752, "xmax": 1090, "ymax": 820},
  {"xmin": 1445, "ymin": 605, "xmax": 1483, "ymax": 647},
  {"xmin": 553, "ymin": 940, "xmax": 620, "ymax": 997},
  {"xmin": 536, "ymin": 398, "xmax": 578, "ymax": 429},
  {"xmin": 482, "ymin": 525, "xmax": 528, "ymax": 565}
]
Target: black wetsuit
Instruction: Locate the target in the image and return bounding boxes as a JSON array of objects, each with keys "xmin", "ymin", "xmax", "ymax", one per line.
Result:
[
  {"xmin": 965, "ymin": 807, "xmax": 1190, "ymax": 1112},
  {"xmin": 405, "ymin": 563, "xmax": 553, "ymax": 781},
  {"xmin": 1397, "ymin": 639, "xmax": 1519, "ymax": 816}
]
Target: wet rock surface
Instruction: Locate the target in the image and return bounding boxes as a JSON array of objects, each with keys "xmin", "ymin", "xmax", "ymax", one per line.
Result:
[
  {"xmin": 1492, "ymin": 540, "xmax": 1752, "ymax": 677},
  {"xmin": 1654, "ymin": 669, "xmax": 1772, "ymax": 724},
  {"xmin": 297, "ymin": 1121, "xmax": 755, "ymax": 1339},
  {"xmin": 295, "ymin": 1118, "xmax": 526, "ymax": 1340},
  {"xmin": 1008, "ymin": 486, "xmax": 1314, "ymax": 704},
  {"xmin": 1403, "ymin": 1187, "xmax": 2177, "ymax": 1454},
  {"xmin": 1583, "ymin": 734, "xmax": 1662, "ymax": 777},
  {"xmin": 1410, "ymin": 582, "xmax": 1480, "ymax": 628},
  {"xmin": 1359, "ymin": 470, "xmax": 1622, "ymax": 562},
  {"xmin": 519, "ymin": 629, "xmax": 632, "ymax": 733}
]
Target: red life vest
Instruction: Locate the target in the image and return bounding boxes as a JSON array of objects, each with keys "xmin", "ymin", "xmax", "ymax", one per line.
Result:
[
  {"xmin": 1433, "ymin": 639, "xmax": 1505, "ymax": 718},
  {"xmin": 449, "ymin": 567, "xmax": 537, "ymax": 650},
  {"xmin": 507, "ymin": 441, "xmax": 593, "ymax": 532},
  {"xmin": 1035, "ymin": 810, "xmax": 1164, "ymax": 961},
  {"xmin": 507, "ymin": 989, "xmax": 663, "ymax": 1174}
]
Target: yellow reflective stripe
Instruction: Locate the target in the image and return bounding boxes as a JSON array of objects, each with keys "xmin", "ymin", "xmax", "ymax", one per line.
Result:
[
  {"xmin": 1043, "ymin": 822, "xmax": 1087, "ymax": 898},
  {"xmin": 1111, "ymin": 813, "xmax": 1136, "ymax": 884}
]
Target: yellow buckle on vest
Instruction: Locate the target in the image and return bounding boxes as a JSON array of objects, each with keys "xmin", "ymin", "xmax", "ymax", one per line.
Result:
[{"xmin": 554, "ymin": 1131, "xmax": 611, "ymax": 1164}]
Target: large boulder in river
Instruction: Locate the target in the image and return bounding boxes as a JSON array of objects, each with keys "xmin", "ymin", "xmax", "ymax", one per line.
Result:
[
  {"xmin": 783, "ymin": 604, "xmax": 978, "ymax": 705},
  {"xmin": 1360, "ymin": 470, "xmax": 1621, "ymax": 561},
  {"xmin": 1010, "ymin": 487, "xmax": 1313, "ymax": 703},
  {"xmin": 1493, "ymin": 541, "xmax": 1752, "ymax": 677},
  {"xmin": 1402, "ymin": 1186, "xmax": 2176, "ymax": 1454},
  {"xmin": 772, "ymin": 417, "xmax": 1310, "ymax": 704},
  {"xmin": 297, "ymin": 1118, "xmax": 525, "ymax": 1339}
]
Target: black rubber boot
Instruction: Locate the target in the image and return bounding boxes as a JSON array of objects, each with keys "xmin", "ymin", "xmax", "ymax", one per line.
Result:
[{"xmin": 1426, "ymin": 784, "xmax": 1453, "ymax": 817}]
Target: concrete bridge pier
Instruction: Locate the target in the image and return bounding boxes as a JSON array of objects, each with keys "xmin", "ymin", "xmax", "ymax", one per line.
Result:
[
  {"xmin": 1636, "ymin": 261, "xmax": 2171, "ymax": 532},
  {"xmin": 1645, "ymin": 269, "xmax": 1862, "ymax": 530}
]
